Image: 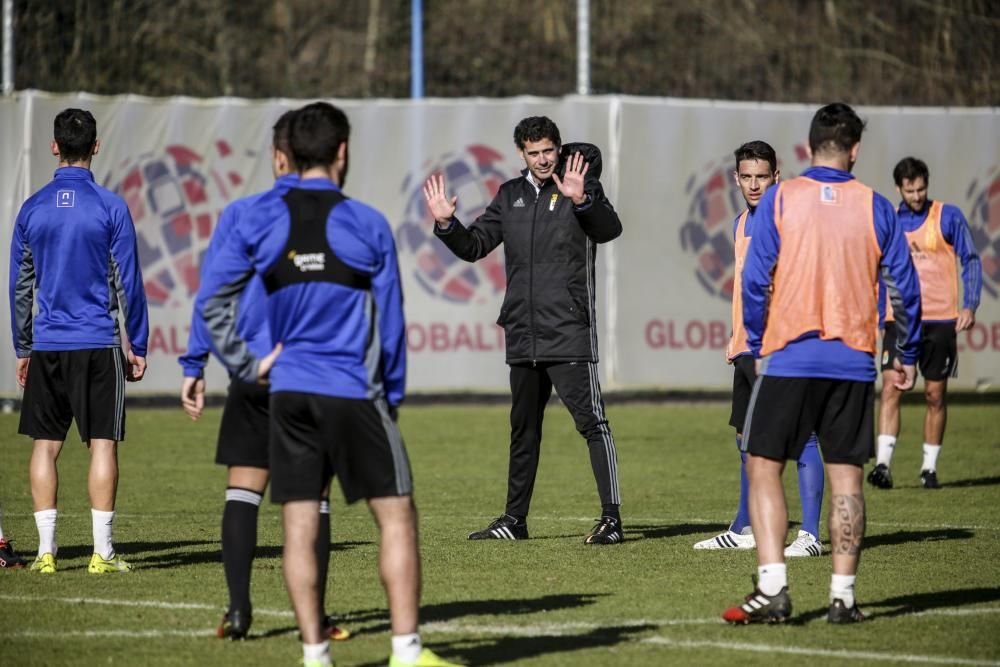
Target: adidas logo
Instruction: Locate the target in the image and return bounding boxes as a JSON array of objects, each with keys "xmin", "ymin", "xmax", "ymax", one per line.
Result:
[{"xmin": 513, "ymin": 197, "xmax": 526, "ymax": 208}]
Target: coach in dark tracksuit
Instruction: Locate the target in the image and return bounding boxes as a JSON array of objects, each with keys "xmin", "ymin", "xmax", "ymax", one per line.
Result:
[{"xmin": 423, "ymin": 116, "xmax": 624, "ymax": 545}]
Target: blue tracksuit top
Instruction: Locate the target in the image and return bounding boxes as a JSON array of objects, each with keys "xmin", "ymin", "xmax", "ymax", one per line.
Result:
[
  {"xmin": 178, "ymin": 174, "xmax": 299, "ymax": 379},
  {"xmin": 877, "ymin": 200, "xmax": 982, "ymax": 325},
  {"xmin": 9, "ymin": 166, "xmax": 149, "ymax": 357},
  {"xmin": 195, "ymin": 177, "xmax": 406, "ymax": 405},
  {"xmin": 743, "ymin": 166, "xmax": 922, "ymax": 381}
]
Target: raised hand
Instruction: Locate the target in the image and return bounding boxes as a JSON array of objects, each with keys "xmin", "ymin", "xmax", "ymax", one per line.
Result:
[
  {"xmin": 552, "ymin": 151, "xmax": 589, "ymax": 205},
  {"xmin": 422, "ymin": 173, "xmax": 458, "ymax": 226}
]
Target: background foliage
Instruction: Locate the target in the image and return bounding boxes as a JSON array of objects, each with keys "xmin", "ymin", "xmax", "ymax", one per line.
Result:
[{"xmin": 6, "ymin": 0, "xmax": 998, "ymax": 104}]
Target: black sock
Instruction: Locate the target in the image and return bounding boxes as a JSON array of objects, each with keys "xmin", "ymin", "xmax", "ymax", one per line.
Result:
[
  {"xmin": 222, "ymin": 488, "xmax": 262, "ymax": 614},
  {"xmin": 504, "ymin": 513, "xmax": 526, "ymax": 525},
  {"xmin": 601, "ymin": 505, "xmax": 621, "ymax": 523},
  {"xmin": 316, "ymin": 498, "xmax": 331, "ymax": 620}
]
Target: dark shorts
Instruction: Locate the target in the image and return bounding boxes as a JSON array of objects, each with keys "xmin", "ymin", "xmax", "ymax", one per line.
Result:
[
  {"xmin": 742, "ymin": 376, "xmax": 874, "ymax": 466},
  {"xmin": 19, "ymin": 348, "xmax": 127, "ymax": 443},
  {"xmin": 216, "ymin": 380, "xmax": 271, "ymax": 468},
  {"xmin": 881, "ymin": 322, "xmax": 957, "ymax": 381},
  {"xmin": 268, "ymin": 392, "xmax": 413, "ymax": 505},
  {"xmin": 729, "ymin": 355, "xmax": 756, "ymax": 430}
]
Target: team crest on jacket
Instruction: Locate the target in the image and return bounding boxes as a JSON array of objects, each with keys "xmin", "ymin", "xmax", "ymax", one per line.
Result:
[
  {"xmin": 395, "ymin": 145, "xmax": 520, "ymax": 304},
  {"xmin": 679, "ymin": 145, "xmax": 810, "ymax": 301},
  {"xmin": 102, "ymin": 141, "xmax": 250, "ymax": 308}
]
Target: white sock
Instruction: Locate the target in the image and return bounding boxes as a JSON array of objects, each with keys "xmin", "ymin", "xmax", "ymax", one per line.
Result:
[
  {"xmin": 92, "ymin": 509, "xmax": 116, "ymax": 559},
  {"xmin": 392, "ymin": 633, "xmax": 422, "ymax": 663},
  {"xmin": 34, "ymin": 509, "xmax": 58, "ymax": 557},
  {"xmin": 0, "ymin": 506, "xmax": 6, "ymax": 541},
  {"xmin": 302, "ymin": 640, "xmax": 330, "ymax": 666},
  {"xmin": 757, "ymin": 563, "xmax": 787, "ymax": 596},
  {"xmin": 831, "ymin": 573, "xmax": 856, "ymax": 607},
  {"xmin": 922, "ymin": 443, "xmax": 941, "ymax": 472},
  {"xmin": 876, "ymin": 434, "xmax": 896, "ymax": 467}
]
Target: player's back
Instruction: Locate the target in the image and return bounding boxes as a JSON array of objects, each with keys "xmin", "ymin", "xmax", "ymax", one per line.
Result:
[
  {"xmin": 762, "ymin": 174, "xmax": 880, "ymax": 357},
  {"xmin": 12, "ymin": 166, "xmax": 136, "ymax": 351},
  {"xmin": 238, "ymin": 179, "xmax": 403, "ymax": 400}
]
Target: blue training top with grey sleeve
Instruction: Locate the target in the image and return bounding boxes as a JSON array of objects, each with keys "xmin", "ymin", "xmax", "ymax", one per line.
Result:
[
  {"xmin": 178, "ymin": 174, "xmax": 299, "ymax": 379},
  {"xmin": 9, "ymin": 166, "xmax": 149, "ymax": 357},
  {"xmin": 195, "ymin": 177, "xmax": 406, "ymax": 405}
]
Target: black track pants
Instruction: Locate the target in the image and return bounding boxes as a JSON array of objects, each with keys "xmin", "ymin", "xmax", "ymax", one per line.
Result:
[{"xmin": 504, "ymin": 361, "xmax": 621, "ymax": 518}]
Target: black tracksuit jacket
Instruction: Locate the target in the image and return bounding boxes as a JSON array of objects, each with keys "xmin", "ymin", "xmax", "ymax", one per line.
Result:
[{"xmin": 434, "ymin": 142, "xmax": 622, "ymax": 365}]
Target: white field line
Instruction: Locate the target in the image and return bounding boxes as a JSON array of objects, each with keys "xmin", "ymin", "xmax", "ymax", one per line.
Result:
[
  {"xmin": 3, "ymin": 593, "xmax": 1000, "ymax": 628},
  {"xmin": 642, "ymin": 637, "xmax": 1000, "ymax": 666},
  {"xmin": 0, "ymin": 629, "xmax": 216, "ymax": 639},
  {"xmin": 0, "ymin": 594, "xmax": 293, "ymax": 618}
]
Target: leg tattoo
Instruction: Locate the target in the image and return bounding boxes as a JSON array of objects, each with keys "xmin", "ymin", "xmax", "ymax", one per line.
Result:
[{"xmin": 830, "ymin": 494, "xmax": 865, "ymax": 556}]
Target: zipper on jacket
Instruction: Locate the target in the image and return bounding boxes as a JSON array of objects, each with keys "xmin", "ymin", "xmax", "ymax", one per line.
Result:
[{"xmin": 529, "ymin": 182, "xmax": 540, "ymax": 366}]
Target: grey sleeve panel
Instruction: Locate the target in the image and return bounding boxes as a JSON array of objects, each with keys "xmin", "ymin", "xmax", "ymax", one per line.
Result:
[
  {"xmin": 881, "ymin": 263, "xmax": 912, "ymax": 357},
  {"xmin": 108, "ymin": 254, "xmax": 126, "ymax": 347},
  {"xmin": 201, "ymin": 268, "xmax": 259, "ymax": 383},
  {"xmin": 13, "ymin": 246, "xmax": 35, "ymax": 357}
]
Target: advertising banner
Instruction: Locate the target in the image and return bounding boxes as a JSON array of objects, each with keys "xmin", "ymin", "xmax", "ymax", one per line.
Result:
[{"xmin": 1, "ymin": 92, "xmax": 997, "ymax": 395}]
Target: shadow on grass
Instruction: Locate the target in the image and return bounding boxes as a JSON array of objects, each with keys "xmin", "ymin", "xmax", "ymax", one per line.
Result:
[
  {"xmin": 340, "ymin": 593, "xmax": 608, "ymax": 633},
  {"xmin": 793, "ymin": 586, "xmax": 1000, "ymax": 624},
  {"xmin": 864, "ymin": 528, "xmax": 974, "ymax": 549},
  {"xmin": 354, "ymin": 623, "xmax": 655, "ymax": 667},
  {"xmin": 631, "ymin": 522, "xmax": 730, "ymax": 540},
  {"xmin": 944, "ymin": 475, "xmax": 1000, "ymax": 488},
  {"xmin": 52, "ymin": 539, "xmax": 370, "ymax": 570},
  {"xmin": 51, "ymin": 539, "xmax": 217, "ymax": 564}
]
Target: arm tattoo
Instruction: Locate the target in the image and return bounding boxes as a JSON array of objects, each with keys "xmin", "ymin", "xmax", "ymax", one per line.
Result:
[{"xmin": 830, "ymin": 493, "xmax": 866, "ymax": 556}]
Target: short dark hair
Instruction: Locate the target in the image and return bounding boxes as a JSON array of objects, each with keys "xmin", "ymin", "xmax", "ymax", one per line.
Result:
[
  {"xmin": 733, "ymin": 140, "xmax": 777, "ymax": 174},
  {"xmin": 513, "ymin": 116, "xmax": 561, "ymax": 149},
  {"xmin": 289, "ymin": 102, "xmax": 351, "ymax": 171},
  {"xmin": 808, "ymin": 103, "xmax": 865, "ymax": 156},
  {"xmin": 54, "ymin": 108, "xmax": 97, "ymax": 163},
  {"xmin": 272, "ymin": 109, "xmax": 297, "ymax": 159},
  {"xmin": 893, "ymin": 157, "xmax": 929, "ymax": 187}
]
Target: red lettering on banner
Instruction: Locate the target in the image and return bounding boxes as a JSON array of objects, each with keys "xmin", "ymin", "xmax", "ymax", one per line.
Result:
[
  {"xmin": 667, "ymin": 322, "xmax": 683, "ymax": 349},
  {"xmin": 686, "ymin": 321, "xmax": 705, "ymax": 349},
  {"xmin": 956, "ymin": 323, "xmax": 1000, "ymax": 352},
  {"xmin": 430, "ymin": 323, "xmax": 449, "ymax": 351},
  {"xmin": 967, "ymin": 323, "xmax": 988, "ymax": 352},
  {"xmin": 645, "ymin": 321, "xmax": 664, "ymax": 349},
  {"xmin": 454, "ymin": 324, "xmax": 473, "ymax": 350},
  {"xmin": 149, "ymin": 328, "xmax": 167, "ymax": 354},
  {"xmin": 645, "ymin": 319, "xmax": 729, "ymax": 350},
  {"xmin": 147, "ymin": 325, "xmax": 190, "ymax": 355},
  {"xmin": 407, "ymin": 324, "xmax": 426, "ymax": 352},
  {"xmin": 406, "ymin": 322, "xmax": 505, "ymax": 353}
]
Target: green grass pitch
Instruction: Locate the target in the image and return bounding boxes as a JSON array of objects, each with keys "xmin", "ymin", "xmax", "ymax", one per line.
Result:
[{"xmin": 1, "ymin": 402, "xmax": 999, "ymax": 666}]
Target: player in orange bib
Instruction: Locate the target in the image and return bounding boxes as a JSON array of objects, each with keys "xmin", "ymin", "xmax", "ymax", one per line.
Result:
[
  {"xmin": 693, "ymin": 141, "xmax": 824, "ymax": 558},
  {"xmin": 869, "ymin": 157, "xmax": 982, "ymax": 490},
  {"xmin": 721, "ymin": 103, "xmax": 922, "ymax": 625}
]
